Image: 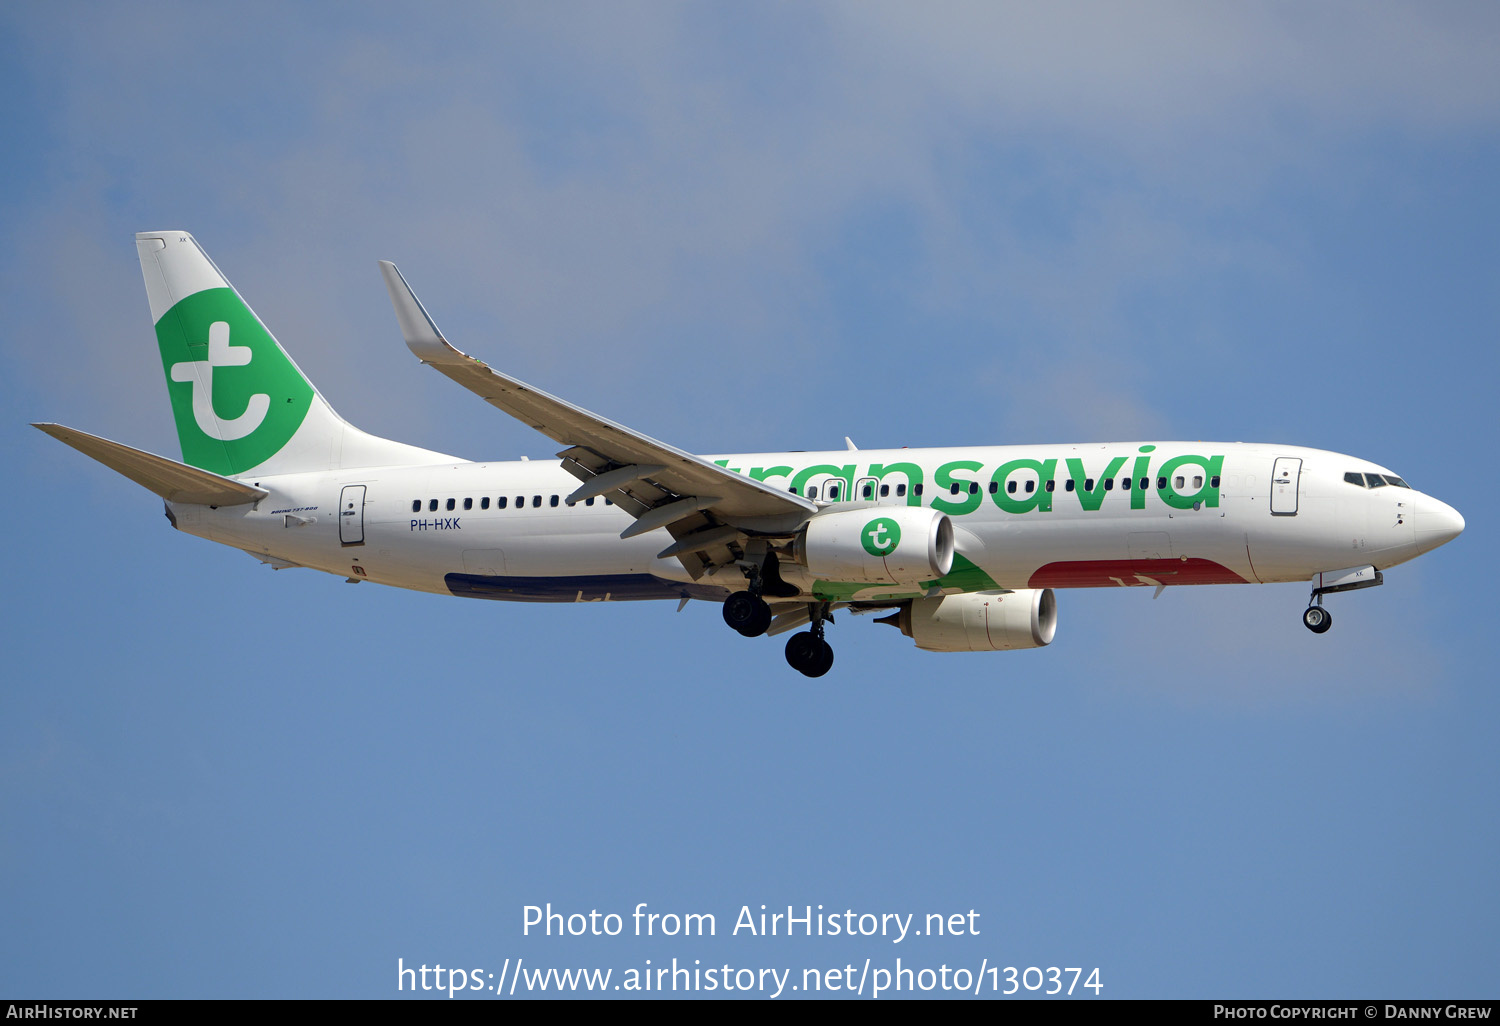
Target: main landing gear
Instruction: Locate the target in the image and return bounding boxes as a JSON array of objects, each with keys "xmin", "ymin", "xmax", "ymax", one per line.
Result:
[
  {"xmin": 722, "ymin": 589, "xmax": 773, "ymax": 637},
  {"xmin": 720, "ymin": 553, "xmax": 833, "ymax": 676},
  {"xmin": 721, "ymin": 550, "xmax": 797, "ymax": 638},
  {"xmin": 785, "ymin": 603, "xmax": 834, "ymax": 678}
]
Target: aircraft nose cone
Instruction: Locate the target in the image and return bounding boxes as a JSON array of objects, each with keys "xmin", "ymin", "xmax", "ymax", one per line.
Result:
[{"xmin": 1414, "ymin": 495, "xmax": 1465, "ymax": 555}]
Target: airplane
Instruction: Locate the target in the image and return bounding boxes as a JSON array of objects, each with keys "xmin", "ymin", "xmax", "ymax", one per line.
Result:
[{"xmin": 34, "ymin": 231, "xmax": 1465, "ymax": 676}]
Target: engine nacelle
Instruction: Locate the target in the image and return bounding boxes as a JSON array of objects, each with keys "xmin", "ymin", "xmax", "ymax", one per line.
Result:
[
  {"xmin": 796, "ymin": 507, "xmax": 954, "ymax": 585},
  {"xmin": 882, "ymin": 590, "xmax": 1057, "ymax": 652}
]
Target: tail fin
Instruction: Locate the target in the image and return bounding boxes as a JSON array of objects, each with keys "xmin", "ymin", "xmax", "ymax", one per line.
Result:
[{"xmin": 137, "ymin": 231, "xmax": 455, "ymax": 477}]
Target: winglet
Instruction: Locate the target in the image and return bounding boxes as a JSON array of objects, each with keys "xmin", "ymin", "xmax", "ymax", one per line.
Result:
[{"xmin": 379, "ymin": 260, "xmax": 452, "ymax": 363}]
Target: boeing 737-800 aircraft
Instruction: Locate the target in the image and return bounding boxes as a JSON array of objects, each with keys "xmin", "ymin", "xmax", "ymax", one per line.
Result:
[{"xmin": 35, "ymin": 232, "xmax": 1465, "ymax": 676}]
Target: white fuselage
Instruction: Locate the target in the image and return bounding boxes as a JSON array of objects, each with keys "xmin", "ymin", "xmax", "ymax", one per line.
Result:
[{"xmin": 170, "ymin": 441, "xmax": 1457, "ymax": 605}]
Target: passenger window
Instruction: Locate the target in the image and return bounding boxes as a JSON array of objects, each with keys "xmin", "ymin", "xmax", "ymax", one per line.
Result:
[
  {"xmin": 1045, "ymin": 481, "xmax": 1055, "ymax": 492},
  {"xmin": 1211, "ymin": 476, "xmax": 1220, "ymax": 488},
  {"xmin": 896, "ymin": 484, "xmax": 907, "ymax": 497},
  {"xmin": 515, "ymin": 496, "xmax": 523, "ymax": 508},
  {"xmin": 1104, "ymin": 478, "xmax": 1113, "ymax": 491},
  {"xmin": 1193, "ymin": 476, "xmax": 1203, "ymax": 488},
  {"xmin": 463, "ymin": 497, "xmax": 473, "ymax": 510},
  {"xmin": 1065, "ymin": 480, "xmax": 1075, "ymax": 492},
  {"xmin": 429, "ymin": 499, "xmax": 439, "ymax": 512},
  {"xmin": 481, "ymin": 497, "xmax": 490, "ymax": 510},
  {"xmin": 862, "ymin": 483, "xmax": 873, "ymax": 499},
  {"xmin": 1174, "ymin": 476, "xmax": 1184, "ymax": 489},
  {"xmin": 914, "ymin": 484, "xmax": 923, "ymax": 496},
  {"xmin": 498, "ymin": 496, "xmax": 508, "ymax": 509},
  {"xmin": 950, "ymin": 483, "xmax": 960, "ymax": 495},
  {"xmin": 446, "ymin": 498, "xmax": 456, "ymax": 511},
  {"xmin": 1025, "ymin": 480, "xmax": 1035, "ymax": 493},
  {"xmin": 880, "ymin": 484, "xmax": 890, "ymax": 497},
  {"xmin": 828, "ymin": 483, "xmax": 841, "ymax": 500},
  {"xmin": 1007, "ymin": 480, "xmax": 1018, "ymax": 494},
  {"xmin": 550, "ymin": 495, "xmax": 559, "ymax": 507},
  {"xmin": 411, "ymin": 500, "xmax": 421, "ymax": 513},
  {"xmin": 1085, "ymin": 478, "xmax": 1094, "ymax": 490},
  {"xmin": 807, "ymin": 485, "xmax": 818, "ymax": 499},
  {"xmin": 532, "ymin": 495, "xmax": 542, "ymax": 507},
  {"xmin": 1157, "ymin": 477, "xmax": 1167, "ymax": 490},
  {"xmin": 1139, "ymin": 478, "xmax": 1148, "ymax": 490},
  {"xmin": 586, "ymin": 497, "xmax": 595, "ymax": 506},
  {"xmin": 605, "ymin": 498, "xmax": 613, "ymax": 505}
]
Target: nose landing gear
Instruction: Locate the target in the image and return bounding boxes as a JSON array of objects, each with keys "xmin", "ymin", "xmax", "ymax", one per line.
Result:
[
  {"xmin": 1302, "ymin": 604, "xmax": 1333, "ymax": 634},
  {"xmin": 1300, "ymin": 565, "xmax": 1382, "ymax": 634}
]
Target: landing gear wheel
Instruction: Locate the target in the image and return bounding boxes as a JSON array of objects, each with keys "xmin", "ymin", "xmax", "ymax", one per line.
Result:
[
  {"xmin": 723, "ymin": 591, "xmax": 773, "ymax": 637},
  {"xmin": 1302, "ymin": 605, "xmax": 1333, "ymax": 634},
  {"xmin": 809, "ymin": 638, "xmax": 834, "ymax": 677},
  {"xmin": 785, "ymin": 632, "xmax": 834, "ymax": 677}
]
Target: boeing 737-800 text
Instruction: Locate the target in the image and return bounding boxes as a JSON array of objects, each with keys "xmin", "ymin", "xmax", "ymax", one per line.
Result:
[{"xmin": 35, "ymin": 232, "xmax": 1465, "ymax": 676}]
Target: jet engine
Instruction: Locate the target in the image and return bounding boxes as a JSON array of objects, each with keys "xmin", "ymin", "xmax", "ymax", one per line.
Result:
[
  {"xmin": 878, "ymin": 590, "xmax": 1057, "ymax": 652},
  {"xmin": 795, "ymin": 507, "xmax": 954, "ymax": 585}
]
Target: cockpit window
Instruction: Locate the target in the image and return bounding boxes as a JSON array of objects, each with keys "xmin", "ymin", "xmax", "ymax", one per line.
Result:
[{"xmin": 1345, "ymin": 471, "xmax": 1411, "ymax": 490}]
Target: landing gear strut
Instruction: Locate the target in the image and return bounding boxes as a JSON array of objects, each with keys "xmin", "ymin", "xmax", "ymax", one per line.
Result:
[{"xmin": 785, "ymin": 603, "xmax": 834, "ymax": 677}]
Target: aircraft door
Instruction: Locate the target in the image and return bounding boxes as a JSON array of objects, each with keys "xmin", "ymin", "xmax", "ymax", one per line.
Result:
[
  {"xmin": 1270, "ymin": 458, "xmax": 1301, "ymax": 516},
  {"xmin": 339, "ymin": 484, "xmax": 367, "ymax": 545}
]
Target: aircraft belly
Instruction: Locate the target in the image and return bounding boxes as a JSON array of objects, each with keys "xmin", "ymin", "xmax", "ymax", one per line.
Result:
[
  {"xmin": 445, "ymin": 572, "xmax": 726, "ymax": 603},
  {"xmin": 973, "ymin": 511, "xmax": 1254, "ymax": 590},
  {"xmin": 379, "ymin": 507, "xmax": 700, "ymax": 602}
]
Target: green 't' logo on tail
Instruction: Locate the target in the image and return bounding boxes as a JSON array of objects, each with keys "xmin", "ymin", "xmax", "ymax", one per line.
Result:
[
  {"xmin": 155, "ymin": 288, "xmax": 313, "ymax": 476},
  {"xmin": 862, "ymin": 517, "xmax": 901, "ymax": 557}
]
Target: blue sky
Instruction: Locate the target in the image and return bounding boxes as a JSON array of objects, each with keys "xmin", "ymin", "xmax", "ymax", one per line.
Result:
[{"xmin": 3, "ymin": 2, "xmax": 1497, "ymax": 999}]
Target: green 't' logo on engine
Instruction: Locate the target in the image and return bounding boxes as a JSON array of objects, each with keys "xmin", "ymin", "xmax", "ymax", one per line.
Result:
[{"xmin": 862, "ymin": 517, "xmax": 901, "ymax": 557}]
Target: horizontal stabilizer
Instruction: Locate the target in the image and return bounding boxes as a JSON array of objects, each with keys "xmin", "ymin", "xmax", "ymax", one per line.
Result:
[{"xmin": 33, "ymin": 423, "xmax": 268, "ymax": 506}]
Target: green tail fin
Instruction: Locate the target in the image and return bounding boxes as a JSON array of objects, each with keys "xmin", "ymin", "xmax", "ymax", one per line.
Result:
[
  {"xmin": 137, "ymin": 231, "xmax": 456, "ymax": 477},
  {"xmin": 138, "ymin": 232, "xmax": 316, "ymax": 476}
]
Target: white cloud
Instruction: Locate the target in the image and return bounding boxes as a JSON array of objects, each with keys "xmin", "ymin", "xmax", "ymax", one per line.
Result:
[{"xmin": 7, "ymin": 2, "xmax": 1498, "ymax": 454}]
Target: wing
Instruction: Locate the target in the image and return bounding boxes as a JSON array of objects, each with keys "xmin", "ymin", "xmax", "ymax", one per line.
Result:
[{"xmin": 379, "ymin": 261, "xmax": 816, "ymax": 577}]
